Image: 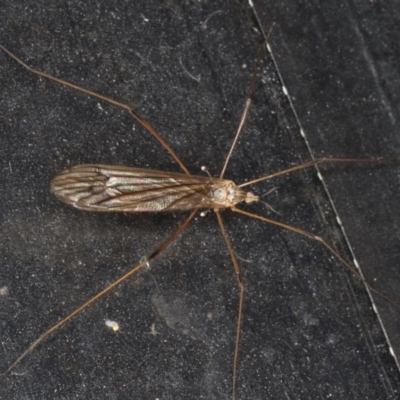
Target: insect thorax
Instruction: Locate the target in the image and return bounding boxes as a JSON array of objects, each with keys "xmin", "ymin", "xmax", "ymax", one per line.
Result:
[{"xmin": 208, "ymin": 180, "xmax": 258, "ymax": 208}]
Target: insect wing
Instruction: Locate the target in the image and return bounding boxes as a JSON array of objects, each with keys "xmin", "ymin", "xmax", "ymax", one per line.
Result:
[{"xmin": 50, "ymin": 165, "xmax": 218, "ymax": 212}]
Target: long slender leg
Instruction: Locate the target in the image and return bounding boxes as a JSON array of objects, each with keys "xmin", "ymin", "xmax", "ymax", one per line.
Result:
[
  {"xmin": 0, "ymin": 44, "xmax": 190, "ymax": 175},
  {"xmin": 0, "ymin": 210, "xmax": 198, "ymax": 382},
  {"xmin": 219, "ymin": 24, "xmax": 275, "ymax": 179},
  {"xmin": 219, "ymin": 42, "xmax": 266, "ymax": 179},
  {"xmin": 239, "ymin": 157, "xmax": 397, "ymax": 188},
  {"xmin": 214, "ymin": 210, "xmax": 243, "ymax": 400},
  {"xmin": 232, "ymin": 206, "xmax": 400, "ymax": 310}
]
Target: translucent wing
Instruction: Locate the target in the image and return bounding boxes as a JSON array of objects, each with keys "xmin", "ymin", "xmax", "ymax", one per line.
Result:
[{"xmin": 50, "ymin": 164, "xmax": 239, "ymax": 212}]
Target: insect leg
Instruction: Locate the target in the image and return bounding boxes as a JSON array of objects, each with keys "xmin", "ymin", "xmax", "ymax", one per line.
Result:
[
  {"xmin": 239, "ymin": 156, "xmax": 398, "ymax": 187},
  {"xmin": 231, "ymin": 206, "xmax": 400, "ymax": 311},
  {"xmin": 219, "ymin": 30, "xmax": 274, "ymax": 180},
  {"xmin": 0, "ymin": 44, "xmax": 190, "ymax": 175},
  {"xmin": 0, "ymin": 210, "xmax": 198, "ymax": 382},
  {"xmin": 214, "ymin": 210, "xmax": 243, "ymax": 400}
]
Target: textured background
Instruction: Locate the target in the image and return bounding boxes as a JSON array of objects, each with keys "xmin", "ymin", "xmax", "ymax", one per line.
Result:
[{"xmin": 1, "ymin": 1, "xmax": 399, "ymax": 399}]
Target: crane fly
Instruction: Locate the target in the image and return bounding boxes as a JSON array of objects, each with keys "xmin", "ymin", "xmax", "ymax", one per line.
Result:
[
  {"xmin": 0, "ymin": 36, "xmax": 399, "ymax": 400},
  {"xmin": 50, "ymin": 165, "xmax": 259, "ymax": 212}
]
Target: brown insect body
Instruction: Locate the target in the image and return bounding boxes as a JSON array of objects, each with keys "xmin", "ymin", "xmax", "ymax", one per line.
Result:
[{"xmin": 50, "ymin": 164, "xmax": 259, "ymax": 212}]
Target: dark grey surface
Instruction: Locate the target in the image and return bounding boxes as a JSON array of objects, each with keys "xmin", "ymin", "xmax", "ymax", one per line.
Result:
[{"xmin": 0, "ymin": 1, "xmax": 399, "ymax": 399}]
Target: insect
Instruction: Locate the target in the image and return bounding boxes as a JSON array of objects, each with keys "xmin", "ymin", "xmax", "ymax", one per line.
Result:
[{"xmin": 0, "ymin": 20, "xmax": 400, "ymax": 400}]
